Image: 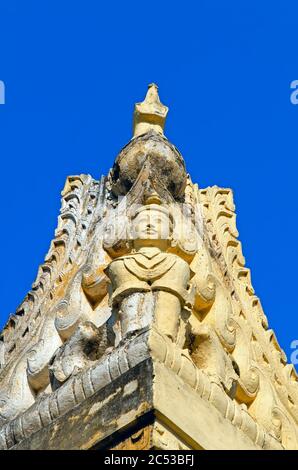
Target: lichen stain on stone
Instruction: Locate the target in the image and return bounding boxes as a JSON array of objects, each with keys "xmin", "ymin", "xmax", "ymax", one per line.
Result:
[
  {"xmin": 88, "ymin": 388, "xmax": 121, "ymax": 418},
  {"xmin": 123, "ymin": 380, "xmax": 138, "ymax": 397},
  {"xmin": 80, "ymin": 430, "xmax": 103, "ymax": 450}
]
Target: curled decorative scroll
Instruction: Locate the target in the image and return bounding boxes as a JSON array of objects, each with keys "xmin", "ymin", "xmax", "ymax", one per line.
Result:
[
  {"xmin": 189, "ymin": 321, "xmax": 238, "ymax": 397},
  {"xmin": 200, "ymin": 276, "xmax": 236, "ymax": 352},
  {"xmin": 283, "ymin": 364, "xmax": 298, "ymax": 419},
  {"xmin": 81, "ymin": 262, "xmax": 110, "ymax": 308},
  {"xmin": 189, "ymin": 247, "xmax": 216, "ymax": 312},
  {"xmin": 271, "ymin": 406, "xmax": 298, "ymax": 450},
  {"xmin": 54, "ymin": 270, "xmax": 93, "ymax": 341},
  {"xmin": 0, "ymin": 174, "xmax": 103, "ymax": 382},
  {"xmin": 103, "ymin": 197, "xmax": 131, "ymax": 258},
  {"xmin": 198, "ymin": 185, "xmax": 298, "ymax": 430},
  {"xmin": 168, "ymin": 204, "xmax": 202, "ymax": 262},
  {"xmin": 0, "ymin": 360, "xmax": 35, "ymax": 426},
  {"xmin": 232, "ymin": 320, "xmax": 260, "ymax": 404},
  {"xmin": 248, "ymin": 367, "xmax": 298, "ymax": 448},
  {"xmin": 27, "ymin": 340, "xmax": 51, "ymax": 392},
  {"xmin": 49, "ymin": 321, "xmax": 108, "ymax": 390},
  {"xmin": 27, "ymin": 328, "xmax": 62, "ymax": 393},
  {"xmin": 55, "ymin": 299, "xmax": 80, "ymax": 341}
]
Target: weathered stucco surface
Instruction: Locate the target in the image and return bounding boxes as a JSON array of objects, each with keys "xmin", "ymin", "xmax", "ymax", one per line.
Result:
[{"xmin": 0, "ymin": 84, "xmax": 297, "ymax": 450}]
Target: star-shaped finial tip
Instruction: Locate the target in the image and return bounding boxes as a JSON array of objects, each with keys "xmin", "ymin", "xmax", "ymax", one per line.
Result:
[{"xmin": 133, "ymin": 84, "xmax": 169, "ymax": 138}]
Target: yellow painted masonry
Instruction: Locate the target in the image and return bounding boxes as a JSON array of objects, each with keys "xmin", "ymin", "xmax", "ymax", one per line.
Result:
[{"xmin": 0, "ymin": 85, "xmax": 297, "ymax": 450}]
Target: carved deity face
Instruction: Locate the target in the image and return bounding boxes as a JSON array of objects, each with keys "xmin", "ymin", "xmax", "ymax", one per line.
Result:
[{"xmin": 131, "ymin": 208, "xmax": 172, "ymax": 242}]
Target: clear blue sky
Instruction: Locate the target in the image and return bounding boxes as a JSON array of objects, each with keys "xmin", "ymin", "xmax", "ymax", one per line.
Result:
[{"xmin": 0, "ymin": 1, "xmax": 297, "ymax": 362}]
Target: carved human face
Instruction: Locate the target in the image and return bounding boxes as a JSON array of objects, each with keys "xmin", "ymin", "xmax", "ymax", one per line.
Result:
[{"xmin": 131, "ymin": 209, "xmax": 172, "ymax": 241}]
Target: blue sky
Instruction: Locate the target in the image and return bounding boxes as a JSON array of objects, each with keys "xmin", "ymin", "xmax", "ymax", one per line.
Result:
[{"xmin": 0, "ymin": 1, "xmax": 297, "ymax": 362}]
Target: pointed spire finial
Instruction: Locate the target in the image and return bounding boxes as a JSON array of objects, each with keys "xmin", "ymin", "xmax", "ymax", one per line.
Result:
[{"xmin": 133, "ymin": 83, "xmax": 169, "ymax": 138}]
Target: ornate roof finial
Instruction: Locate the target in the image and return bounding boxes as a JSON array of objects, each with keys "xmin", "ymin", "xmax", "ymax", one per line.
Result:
[{"xmin": 133, "ymin": 83, "xmax": 169, "ymax": 138}]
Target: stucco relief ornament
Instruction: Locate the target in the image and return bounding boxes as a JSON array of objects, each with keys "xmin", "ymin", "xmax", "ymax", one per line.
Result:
[
  {"xmin": 1, "ymin": 84, "xmax": 297, "ymax": 450},
  {"xmin": 103, "ymin": 195, "xmax": 206, "ymax": 344}
]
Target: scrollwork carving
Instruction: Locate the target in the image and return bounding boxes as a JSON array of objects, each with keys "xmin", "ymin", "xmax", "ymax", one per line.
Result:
[{"xmin": 49, "ymin": 321, "xmax": 108, "ymax": 390}]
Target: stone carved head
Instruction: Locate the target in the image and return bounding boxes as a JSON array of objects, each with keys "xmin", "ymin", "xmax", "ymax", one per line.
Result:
[
  {"xmin": 131, "ymin": 204, "xmax": 173, "ymax": 244},
  {"xmin": 103, "ymin": 195, "xmax": 200, "ymax": 259}
]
